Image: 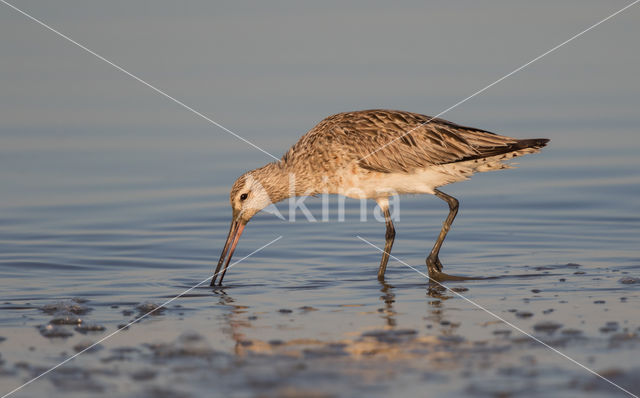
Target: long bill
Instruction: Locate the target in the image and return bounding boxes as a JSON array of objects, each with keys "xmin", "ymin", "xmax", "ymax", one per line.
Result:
[{"xmin": 210, "ymin": 219, "xmax": 246, "ymax": 286}]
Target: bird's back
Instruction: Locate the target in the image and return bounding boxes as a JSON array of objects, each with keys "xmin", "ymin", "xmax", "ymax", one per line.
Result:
[{"xmin": 281, "ymin": 109, "xmax": 548, "ymax": 175}]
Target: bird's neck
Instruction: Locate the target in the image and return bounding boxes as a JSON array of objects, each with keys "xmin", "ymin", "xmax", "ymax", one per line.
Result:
[{"xmin": 250, "ymin": 162, "xmax": 319, "ymax": 205}]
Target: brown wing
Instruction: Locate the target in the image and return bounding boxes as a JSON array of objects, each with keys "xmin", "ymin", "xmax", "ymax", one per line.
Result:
[{"xmin": 282, "ymin": 109, "xmax": 548, "ymax": 174}]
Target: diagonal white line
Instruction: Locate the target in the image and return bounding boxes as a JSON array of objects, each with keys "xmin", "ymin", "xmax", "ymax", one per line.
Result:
[
  {"xmin": 356, "ymin": 236, "xmax": 639, "ymax": 398},
  {"xmin": 0, "ymin": 0, "xmax": 280, "ymax": 161},
  {"xmin": 360, "ymin": 0, "xmax": 640, "ymax": 163},
  {"xmin": 0, "ymin": 235, "xmax": 283, "ymax": 398}
]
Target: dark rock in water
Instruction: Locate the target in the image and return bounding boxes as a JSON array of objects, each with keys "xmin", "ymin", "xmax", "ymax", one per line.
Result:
[
  {"xmin": 149, "ymin": 332, "xmax": 220, "ymax": 359},
  {"xmin": 619, "ymin": 276, "xmax": 640, "ymax": 284},
  {"xmin": 609, "ymin": 332, "xmax": 638, "ymax": 344},
  {"xmin": 39, "ymin": 324, "xmax": 73, "ymax": 338},
  {"xmin": 278, "ymin": 308, "xmax": 293, "ymax": 314},
  {"xmin": 451, "ymin": 287, "xmax": 469, "ymax": 293},
  {"xmin": 130, "ymin": 369, "xmax": 157, "ymax": 381},
  {"xmin": 600, "ymin": 322, "xmax": 619, "ymax": 333},
  {"xmin": 40, "ymin": 301, "xmax": 91, "ymax": 315},
  {"xmin": 50, "ymin": 313, "xmax": 83, "ymax": 325},
  {"xmin": 566, "ymin": 263, "xmax": 581, "ymax": 267},
  {"xmin": 49, "ymin": 366, "xmax": 104, "ymax": 393},
  {"xmin": 75, "ymin": 324, "xmax": 106, "ymax": 334},
  {"xmin": 136, "ymin": 302, "xmax": 165, "ymax": 316},
  {"xmin": 73, "ymin": 341, "xmax": 102, "ymax": 353},
  {"xmin": 438, "ymin": 335, "xmax": 465, "ymax": 344},
  {"xmin": 593, "ymin": 300, "xmax": 606, "ymax": 304},
  {"xmin": 303, "ymin": 344, "xmax": 349, "ymax": 359},
  {"xmin": 362, "ymin": 329, "xmax": 418, "ymax": 344},
  {"xmin": 561, "ymin": 328, "xmax": 583, "ymax": 336},
  {"xmin": 533, "ymin": 321, "xmax": 563, "ymax": 334},
  {"xmin": 71, "ymin": 297, "xmax": 89, "ymax": 304},
  {"xmin": 531, "ymin": 289, "xmax": 541, "ymax": 293},
  {"xmin": 515, "ymin": 311, "xmax": 534, "ymax": 319}
]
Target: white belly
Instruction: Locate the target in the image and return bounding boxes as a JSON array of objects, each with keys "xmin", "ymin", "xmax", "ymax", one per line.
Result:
[
  {"xmin": 336, "ymin": 166, "xmax": 463, "ymax": 199},
  {"xmin": 334, "ymin": 147, "xmax": 539, "ymax": 199}
]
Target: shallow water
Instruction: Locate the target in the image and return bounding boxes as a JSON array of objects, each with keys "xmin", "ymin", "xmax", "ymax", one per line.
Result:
[
  {"xmin": 1, "ymin": 127, "xmax": 639, "ymax": 398},
  {"xmin": 2, "ymin": 2, "xmax": 640, "ymax": 398}
]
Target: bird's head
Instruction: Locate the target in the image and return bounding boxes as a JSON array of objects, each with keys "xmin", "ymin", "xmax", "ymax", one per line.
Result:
[
  {"xmin": 211, "ymin": 162, "xmax": 289, "ymax": 286},
  {"xmin": 229, "ymin": 171, "xmax": 274, "ymax": 224}
]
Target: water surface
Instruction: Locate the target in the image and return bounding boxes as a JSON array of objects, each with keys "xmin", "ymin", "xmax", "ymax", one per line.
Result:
[{"xmin": 1, "ymin": 2, "xmax": 640, "ymax": 397}]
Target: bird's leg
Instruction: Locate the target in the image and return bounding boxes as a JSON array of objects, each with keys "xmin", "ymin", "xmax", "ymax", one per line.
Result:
[
  {"xmin": 426, "ymin": 189, "xmax": 459, "ymax": 276},
  {"xmin": 377, "ymin": 204, "xmax": 395, "ymax": 281}
]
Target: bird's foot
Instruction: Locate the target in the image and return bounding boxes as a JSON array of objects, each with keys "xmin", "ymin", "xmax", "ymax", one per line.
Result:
[{"xmin": 426, "ymin": 255, "xmax": 443, "ymax": 276}]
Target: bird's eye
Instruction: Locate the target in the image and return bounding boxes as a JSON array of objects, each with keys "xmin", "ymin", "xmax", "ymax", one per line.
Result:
[{"xmin": 240, "ymin": 193, "xmax": 248, "ymax": 201}]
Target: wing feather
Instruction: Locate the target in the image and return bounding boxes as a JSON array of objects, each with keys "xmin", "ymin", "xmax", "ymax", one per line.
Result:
[{"xmin": 282, "ymin": 110, "xmax": 547, "ymax": 174}]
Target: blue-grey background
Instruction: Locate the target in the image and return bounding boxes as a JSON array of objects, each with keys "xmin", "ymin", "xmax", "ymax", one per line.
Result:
[{"xmin": 1, "ymin": 1, "xmax": 639, "ymax": 397}]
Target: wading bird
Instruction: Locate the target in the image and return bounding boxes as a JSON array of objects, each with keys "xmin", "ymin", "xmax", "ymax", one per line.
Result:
[{"xmin": 211, "ymin": 109, "xmax": 549, "ymax": 285}]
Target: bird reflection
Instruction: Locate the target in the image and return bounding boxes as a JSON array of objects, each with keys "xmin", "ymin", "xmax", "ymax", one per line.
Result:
[
  {"xmin": 211, "ymin": 277, "xmax": 468, "ymax": 357},
  {"xmin": 212, "ymin": 288, "xmax": 253, "ymax": 355},
  {"xmin": 426, "ymin": 279, "xmax": 454, "ymax": 300},
  {"xmin": 378, "ymin": 281, "xmax": 397, "ymax": 327}
]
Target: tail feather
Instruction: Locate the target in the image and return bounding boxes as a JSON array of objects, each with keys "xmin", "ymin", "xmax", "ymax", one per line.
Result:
[
  {"xmin": 451, "ymin": 142, "xmax": 547, "ymax": 175},
  {"xmin": 514, "ymin": 138, "xmax": 550, "ymax": 150},
  {"xmin": 453, "ymin": 137, "xmax": 549, "ymax": 164}
]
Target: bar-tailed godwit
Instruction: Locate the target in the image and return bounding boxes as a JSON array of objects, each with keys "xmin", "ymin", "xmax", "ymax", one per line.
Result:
[{"xmin": 211, "ymin": 109, "xmax": 549, "ymax": 285}]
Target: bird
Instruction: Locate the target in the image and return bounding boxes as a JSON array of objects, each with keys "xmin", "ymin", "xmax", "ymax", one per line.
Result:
[{"xmin": 210, "ymin": 109, "xmax": 549, "ymax": 286}]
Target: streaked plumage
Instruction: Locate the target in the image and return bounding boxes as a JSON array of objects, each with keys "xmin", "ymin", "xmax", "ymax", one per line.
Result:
[
  {"xmin": 284, "ymin": 110, "xmax": 543, "ymax": 172},
  {"xmin": 212, "ymin": 109, "xmax": 549, "ymax": 285}
]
